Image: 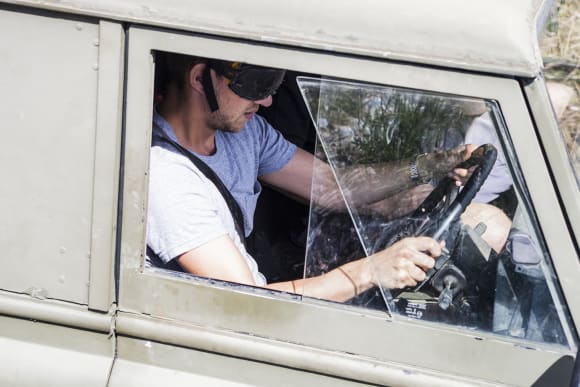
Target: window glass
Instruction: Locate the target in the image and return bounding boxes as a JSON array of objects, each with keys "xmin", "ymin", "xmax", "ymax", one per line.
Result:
[{"xmin": 298, "ymin": 76, "xmax": 575, "ymax": 347}]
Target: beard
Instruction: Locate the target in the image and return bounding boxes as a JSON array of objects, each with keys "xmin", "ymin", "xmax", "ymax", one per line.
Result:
[{"xmin": 207, "ymin": 109, "xmax": 247, "ymax": 133}]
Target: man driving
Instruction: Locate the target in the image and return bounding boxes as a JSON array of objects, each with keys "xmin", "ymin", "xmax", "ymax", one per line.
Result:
[{"xmin": 147, "ymin": 53, "xmax": 509, "ymax": 302}]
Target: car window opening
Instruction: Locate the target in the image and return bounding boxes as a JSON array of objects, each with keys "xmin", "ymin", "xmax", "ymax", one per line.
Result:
[{"xmin": 145, "ymin": 50, "xmax": 575, "ymax": 348}]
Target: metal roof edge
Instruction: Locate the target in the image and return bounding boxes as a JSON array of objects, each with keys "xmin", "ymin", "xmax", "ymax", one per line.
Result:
[{"xmin": 1, "ymin": 0, "xmax": 545, "ymax": 77}]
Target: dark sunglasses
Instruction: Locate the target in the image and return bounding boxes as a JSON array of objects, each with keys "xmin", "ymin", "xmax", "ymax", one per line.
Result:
[{"xmin": 224, "ymin": 65, "xmax": 286, "ymax": 101}]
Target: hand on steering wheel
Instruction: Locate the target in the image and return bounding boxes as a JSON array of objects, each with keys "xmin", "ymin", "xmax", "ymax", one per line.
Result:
[
  {"xmin": 407, "ymin": 144, "xmax": 497, "ymax": 291},
  {"xmin": 413, "ymin": 143, "xmax": 498, "ymax": 240}
]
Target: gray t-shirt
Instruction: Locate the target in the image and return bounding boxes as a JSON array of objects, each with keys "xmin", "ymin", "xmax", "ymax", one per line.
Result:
[{"xmin": 147, "ymin": 112, "xmax": 296, "ymax": 284}]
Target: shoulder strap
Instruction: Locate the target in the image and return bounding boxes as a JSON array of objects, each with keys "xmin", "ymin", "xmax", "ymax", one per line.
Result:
[{"xmin": 151, "ymin": 128, "xmax": 247, "ymax": 248}]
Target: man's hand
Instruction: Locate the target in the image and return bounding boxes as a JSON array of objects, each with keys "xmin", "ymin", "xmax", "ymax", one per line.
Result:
[
  {"xmin": 368, "ymin": 237, "xmax": 443, "ymax": 289},
  {"xmin": 415, "ymin": 145, "xmax": 465, "ymax": 182},
  {"xmin": 415, "ymin": 144, "xmax": 477, "ymax": 187},
  {"xmin": 449, "ymin": 143, "xmax": 477, "ymax": 186}
]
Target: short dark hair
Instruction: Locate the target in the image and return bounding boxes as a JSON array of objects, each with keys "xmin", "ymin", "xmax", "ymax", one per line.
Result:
[{"xmin": 153, "ymin": 51, "xmax": 205, "ymax": 100}]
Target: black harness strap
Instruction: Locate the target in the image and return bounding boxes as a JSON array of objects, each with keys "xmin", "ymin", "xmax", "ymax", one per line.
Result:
[
  {"xmin": 148, "ymin": 127, "xmax": 247, "ymax": 270},
  {"xmin": 202, "ymin": 66, "xmax": 220, "ymax": 112}
]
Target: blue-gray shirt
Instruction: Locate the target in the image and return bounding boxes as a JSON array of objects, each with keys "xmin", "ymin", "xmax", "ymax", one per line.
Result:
[{"xmin": 152, "ymin": 112, "xmax": 297, "ymax": 237}]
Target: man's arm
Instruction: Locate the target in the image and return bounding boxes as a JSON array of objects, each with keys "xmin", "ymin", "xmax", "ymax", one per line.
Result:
[
  {"xmin": 267, "ymin": 236, "xmax": 442, "ymax": 302},
  {"xmin": 259, "ymin": 147, "xmax": 408, "ymax": 209},
  {"xmin": 175, "ymin": 232, "xmax": 442, "ymax": 303},
  {"xmin": 259, "ymin": 147, "xmax": 315, "ymax": 203},
  {"xmin": 364, "ymin": 184, "xmax": 434, "ymax": 219},
  {"xmin": 177, "ymin": 235, "xmax": 256, "ymax": 285},
  {"xmin": 260, "ymin": 146, "xmax": 469, "ymax": 211}
]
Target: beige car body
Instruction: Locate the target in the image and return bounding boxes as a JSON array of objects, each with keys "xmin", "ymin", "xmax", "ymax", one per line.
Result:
[{"xmin": 0, "ymin": 0, "xmax": 578, "ymax": 386}]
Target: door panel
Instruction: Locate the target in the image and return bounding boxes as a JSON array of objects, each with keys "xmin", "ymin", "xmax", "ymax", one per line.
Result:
[
  {"xmin": 0, "ymin": 7, "xmax": 98, "ymax": 304},
  {"xmin": 0, "ymin": 314, "xmax": 113, "ymax": 387},
  {"xmin": 110, "ymin": 335, "xmax": 375, "ymax": 387},
  {"xmin": 118, "ymin": 26, "xmax": 577, "ymax": 386}
]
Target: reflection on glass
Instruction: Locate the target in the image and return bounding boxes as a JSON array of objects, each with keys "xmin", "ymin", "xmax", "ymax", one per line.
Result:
[{"xmin": 298, "ymin": 76, "xmax": 575, "ymax": 347}]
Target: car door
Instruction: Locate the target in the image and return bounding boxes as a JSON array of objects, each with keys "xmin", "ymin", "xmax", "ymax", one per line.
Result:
[
  {"xmin": 110, "ymin": 24, "xmax": 578, "ymax": 386},
  {"xmin": 0, "ymin": 5, "xmax": 123, "ymax": 386}
]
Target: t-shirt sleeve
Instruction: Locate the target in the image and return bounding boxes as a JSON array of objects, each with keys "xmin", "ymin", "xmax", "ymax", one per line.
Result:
[
  {"xmin": 255, "ymin": 115, "xmax": 297, "ymax": 176},
  {"xmin": 147, "ymin": 147, "xmax": 229, "ymax": 263}
]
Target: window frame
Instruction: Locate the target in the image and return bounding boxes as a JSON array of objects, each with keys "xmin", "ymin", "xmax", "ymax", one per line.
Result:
[
  {"xmin": 523, "ymin": 78, "xmax": 580, "ymax": 249},
  {"xmin": 118, "ymin": 25, "xmax": 578, "ymax": 385}
]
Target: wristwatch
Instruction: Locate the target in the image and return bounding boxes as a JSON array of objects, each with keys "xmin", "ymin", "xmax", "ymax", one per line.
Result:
[{"xmin": 409, "ymin": 153, "xmax": 431, "ymax": 184}]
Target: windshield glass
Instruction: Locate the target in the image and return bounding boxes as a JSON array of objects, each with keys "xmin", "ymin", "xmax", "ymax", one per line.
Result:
[{"xmin": 298, "ymin": 76, "xmax": 575, "ymax": 348}]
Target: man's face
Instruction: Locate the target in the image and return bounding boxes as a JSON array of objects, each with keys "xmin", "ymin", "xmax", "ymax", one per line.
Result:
[{"xmin": 206, "ymin": 72, "xmax": 273, "ymax": 133}]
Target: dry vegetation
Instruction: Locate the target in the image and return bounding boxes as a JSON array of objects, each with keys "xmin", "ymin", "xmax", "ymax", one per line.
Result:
[{"xmin": 540, "ymin": 0, "xmax": 579, "ymax": 166}]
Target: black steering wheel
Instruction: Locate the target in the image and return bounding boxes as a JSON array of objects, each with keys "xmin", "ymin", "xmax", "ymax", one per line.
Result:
[
  {"xmin": 413, "ymin": 143, "xmax": 498, "ymax": 241},
  {"xmin": 381, "ymin": 143, "xmax": 497, "ymax": 297},
  {"xmin": 374, "ymin": 143, "xmax": 498, "ymax": 251},
  {"xmin": 410, "ymin": 143, "xmax": 498, "ymax": 294}
]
